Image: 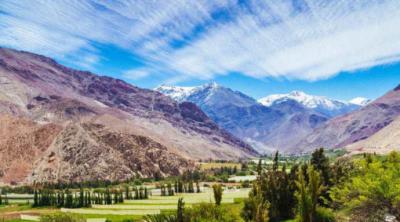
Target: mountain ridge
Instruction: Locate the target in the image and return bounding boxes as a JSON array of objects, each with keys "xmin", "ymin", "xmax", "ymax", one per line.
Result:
[{"xmin": 258, "ymin": 91, "xmax": 361, "ymax": 117}]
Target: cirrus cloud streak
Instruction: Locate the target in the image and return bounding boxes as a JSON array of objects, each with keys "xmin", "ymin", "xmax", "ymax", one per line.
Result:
[{"xmin": 1, "ymin": 0, "xmax": 399, "ymax": 82}]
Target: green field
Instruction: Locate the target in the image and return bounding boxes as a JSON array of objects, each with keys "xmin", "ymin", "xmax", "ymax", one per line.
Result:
[{"xmin": 0, "ymin": 188, "xmax": 250, "ymax": 221}]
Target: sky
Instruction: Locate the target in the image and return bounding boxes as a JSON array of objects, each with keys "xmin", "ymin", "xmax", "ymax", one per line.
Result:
[{"xmin": 1, "ymin": 0, "xmax": 400, "ymax": 101}]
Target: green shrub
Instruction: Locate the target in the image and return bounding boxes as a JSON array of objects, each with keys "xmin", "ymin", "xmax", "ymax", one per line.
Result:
[
  {"xmin": 40, "ymin": 213, "xmax": 85, "ymax": 222},
  {"xmin": 185, "ymin": 203, "xmax": 240, "ymax": 222},
  {"xmin": 315, "ymin": 207, "xmax": 335, "ymax": 222},
  {"xmin": 331, "ymin": 151, "xmax": 400, "ymax": 221},
  {"xmin": 143, "ymin": 214, "xmax": 177, "ymax": 222},
  {"xmin": 212, "ymin": 184, "xmax": 223, "ymax": 206}
]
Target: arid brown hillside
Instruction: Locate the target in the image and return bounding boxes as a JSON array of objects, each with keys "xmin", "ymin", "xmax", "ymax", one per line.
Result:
[
  {"xmin": 0, "ymin": 47, "xmax": 256, "ymax": 184},
  {"xmin": 296, "ymin": 85, "xmax": 400, "ymax": 153}
]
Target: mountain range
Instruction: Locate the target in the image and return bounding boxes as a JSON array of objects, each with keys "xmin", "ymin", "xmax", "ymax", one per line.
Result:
[
  {"xmin": 0, "ymin": 47, "xmax": 256, "ymax": 185},
  {"xmin": 156, "ymin": 84, "xmax": 363, "ymax": 153},
  {"xmin": 1, "ymin": 47, "xmax": 399, "ymax": 184},
  {"xmin": 258, "ymin": 91, "xmax": 362, "ymax": 117},
  {"xmin": 157, "ymin": 83, "xmax": 400, "ymax": 155}
]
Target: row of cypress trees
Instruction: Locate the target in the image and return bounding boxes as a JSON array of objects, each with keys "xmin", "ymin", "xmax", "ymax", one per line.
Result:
[
  {"xmin": 0, "ymin": 194, "xmax": 9, "ymax": 205},
  {"xmin": 33, "ymin": 187, "xmax": 125, "ymax": 208},
  {"xmin": 124, "ymin": 186, "xmax": 149, "ymax": 200},
  {"xmin": 160, "ymin": 180, "xmax": 201, "ymax": 196}
]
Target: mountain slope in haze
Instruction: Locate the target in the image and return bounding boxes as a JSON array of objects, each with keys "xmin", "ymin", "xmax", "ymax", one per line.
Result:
[
  {"xmin": 0, "ymin": 47, "xmax": 256, "ymax": 184},
  {"xmin": 258, "ymin": 91, "xmax": 361, "ymax": 117},
  {"xmin": 156, "ymin": 84, "xmax": 329, "ymax": 153},
  {"xmin": 297, "ymin": 84, "xmax": 400, "ymax": 153}
]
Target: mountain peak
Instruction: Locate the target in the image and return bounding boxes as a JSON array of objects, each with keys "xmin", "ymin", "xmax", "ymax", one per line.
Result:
[
  {"xmin": 203, "ymin": 81, "xmax": 219, "ymax": 89},
  {"xmin": 349, "ymin": 97, "xmax": 371, "ymax": 106},
  {"xmin": 155, "ymin": 82, "xmax": 224, "ymax": 103},
  {"xmin": 288, "ymin": 90, "xmax": 307, "ymax": 97},
  {"xmin": 258, "ymin": 91, "xmax": 360, "ymax": 117}
]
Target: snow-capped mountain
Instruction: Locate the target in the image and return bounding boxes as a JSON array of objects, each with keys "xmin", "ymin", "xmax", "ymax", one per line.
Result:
[
  {"xmin": 349, "ymin": 97, "xmax": 371, "ymax": 106},
  {"xmin": 155, "ymin": 85, "xmax": 197, "ymax": 102},
  {"xmin": 258, "ymin": 91, "xmax": 361, "ymax": 117},
  {"xmin": 156, "ymin": 82, "xmax": 256, "ymax": 107}
]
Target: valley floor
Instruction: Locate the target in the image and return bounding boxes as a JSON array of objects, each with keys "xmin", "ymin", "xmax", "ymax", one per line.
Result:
[{"xmin": 0, "ymin": 188, "xmax": 250, "ymax": 222}]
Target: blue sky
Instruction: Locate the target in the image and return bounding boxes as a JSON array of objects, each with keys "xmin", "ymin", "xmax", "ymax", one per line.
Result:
[{"xmin": 1, "ymin": 0, "xmax": 400, "ymax": 101}]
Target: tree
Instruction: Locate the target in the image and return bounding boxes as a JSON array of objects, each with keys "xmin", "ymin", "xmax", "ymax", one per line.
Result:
[
  {"xmin": 33, "ymin": 190, "xmax": 38, "ymax": 207},
  {"xmin": 65, "ymin": 190, "xmax": 73, "ymax": 208},
  {"xmin": 188, "ymin": 180, "xmax": 194, "ymax": 193},
  {"xmin": 174, "ymin": 181, "xmax": 178, "ymax": 193},
  {"xmin": 242, "ymin": 162, "xmax": 297, "ymax": 222},
  {"xmin": 87, "ymin": 192, "xmax": 91, "ymax": 206},
  {"xmin": 242, "ymin": 183, "xmax": 270, "ymax": 222},
  {"xmin": 166, "ymin": 183, "xmax": 170, "ymax": 196},
  {"xmin": 125, "ymin": 185, "xmax": 130, "ymax": 200},
  {"xmin": 144, "ymin": 187, "xmax": 149, "ymax": 199},
  {"xmin": 105, "ymin": 188, "xmax": 112, "ymax": 205},
  {"xmin": 257, "ymin": 159, "xmax": 263, "ymax": 175},
  {"xmin": 134, "ymin": 187, "xmax": 139, "ymax": 199},
  {"xmin": 310, "ymin": 148, "xmax": 331, "ymax": 187},
  {"xmin": 196, "ymin": 181, "xmax": 201, "ymax": 193},
  {"xmin": 177, "ymin": 198, "xmax": 185, "ymax": 222},
  {"xmin": 139, "ymin": 187, "xmax": 144, "ymax": 199},
  {"xmin": 79, "ymin": 188, "xmax": 84, "ymax": 207},
  {"xmin": 295, "ymin": 165, "xmax": 323, "ymax": 222},
  {"xmin": 273, "ymin": 151, "xmax": 279, "ymax": 171},
  {"xmin": 178, "ymin": 180, "xmax": 184, "ymax": 193},
  {"xmin": 212, "ymin": 184, "xmax": 223, "ymax": 206},
  {"xmin": 295, "ymin": 168, "xmax": 312, "ymax": 222},
  {"xmin": 4, "ymin": 193, "xmax": 8, "ymax": 205}
]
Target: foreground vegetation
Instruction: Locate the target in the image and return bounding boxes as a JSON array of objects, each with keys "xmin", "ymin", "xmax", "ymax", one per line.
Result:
[{"xmin": 0, "ymin": 149, "xmax": 399, "ymax": 221}]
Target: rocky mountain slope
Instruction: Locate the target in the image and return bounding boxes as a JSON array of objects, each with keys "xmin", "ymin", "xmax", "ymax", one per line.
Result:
[
  {"xmin": 0, "ymin": 47, "xmax": 256, "ymax": 184},
  {"xmin": 297, "ymin": 84, "xmax": 400, "ymax": 153},
  {"xmin": 156, "ymin": 84, "xmax": 330, "ymax": 153},
  {"xmin": 346, "ymin": 116, "xmax": 400, "ymax": 155},
  {"xmin": 258, "ymin": 91, "xmax": 361, "ymax": 117}
]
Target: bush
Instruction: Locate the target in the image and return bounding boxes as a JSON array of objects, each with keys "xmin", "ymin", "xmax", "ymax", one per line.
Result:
[
  {"xmin": 315, "ymin": 207, "xmax": 335, "ymax": 222},
  {"xmin": 40, "ymin": 214, "xmax": 85, "ymax": 222},
  {"xmin": 185, "ymin": 203, "xmax": 240, "ymax": 222},
  {"xmin": 241, "ymin": 180, "xmax": 251, "ymax": 188},
  {"xmin": 143, "ymin": 214, "xmax": 177, "ymax": 222},
  {"xmin": 331, "ymin": 151, "xmax": 400, "ymax": 220},
  {"xmin": 212, "ymin": 184, "xmax": 223, "ymax": 206}
]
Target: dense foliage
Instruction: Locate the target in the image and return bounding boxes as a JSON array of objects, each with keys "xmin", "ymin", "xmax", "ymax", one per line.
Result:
[
  {"xmin": 243, "ymin": 149, "xmax": 400, "ymax": 222},
  {"xmin": 242, "ymin": 152, "xmax": 297, "ymax": 222},
  {"xmin": 331, "ymin": 152, "xmax": 400, "ymax": 221},
  {"xmin": 144, "ymin": 199, "xmax": 241, "ymax": 222}
]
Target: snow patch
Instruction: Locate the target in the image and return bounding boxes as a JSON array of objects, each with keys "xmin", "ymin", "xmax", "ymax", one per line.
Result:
[{"xmin": 349, "ymin": 97, "xmax": 371, "ymax": 106}]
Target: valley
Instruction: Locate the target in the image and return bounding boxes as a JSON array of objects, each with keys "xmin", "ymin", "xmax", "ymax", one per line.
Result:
[{"xmin": 1, "ymin": 47, "xmax": 400, "ymax": 222}]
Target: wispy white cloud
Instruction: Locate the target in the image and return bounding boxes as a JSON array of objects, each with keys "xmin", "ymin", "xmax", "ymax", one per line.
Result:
[
  {"xmin": 122, "ymin": 68, "xmax": 152, "ymax": 81},
  {"xmin": 1, "ymin": 0, "xmax": 399, "ymax": 82}
]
